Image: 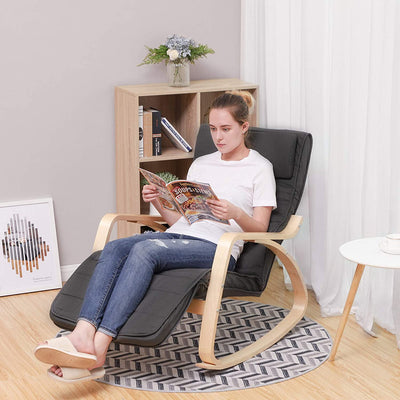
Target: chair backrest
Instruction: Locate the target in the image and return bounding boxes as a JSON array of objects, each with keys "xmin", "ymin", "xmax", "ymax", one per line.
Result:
[{"xmin": 194, "ymin": 125, "xmax": 312, "ymax": 295}]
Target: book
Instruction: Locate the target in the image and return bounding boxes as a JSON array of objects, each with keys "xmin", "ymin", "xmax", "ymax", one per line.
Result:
[
  {"xmin": 152, "ymin": 133, "xmax": 162, "ymax": 156},
  {"xmin": 161, "ymin": 117, "xmax": 192, "ymax": 152},
  {"xmin": 147, "ymin": 108, "xmax": 161, "ymax": 134},
  {"xmin": 143, "ymin": 110, "xmax": 153, "ymax": 157},
  {"xmin": 139, "ymin": 168, "xmax": 230, "ymax": 225},
  {"xmin": 147, "ymin": 108, "xmax": 162, "ymax": 156},
  {"xmin": 138, "ymin": 105, "xmax": 144, "ymax": 157}
]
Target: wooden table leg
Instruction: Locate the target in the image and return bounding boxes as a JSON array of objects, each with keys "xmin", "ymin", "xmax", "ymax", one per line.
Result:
[{"xmin": 330, "ymin": 263, "xmax": 366, "ymax": 361}]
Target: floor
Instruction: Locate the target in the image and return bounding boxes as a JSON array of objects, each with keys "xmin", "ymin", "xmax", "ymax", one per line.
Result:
[{"xmin": 1, "ymin": 264, "xmax": 399, "ymax": 400}]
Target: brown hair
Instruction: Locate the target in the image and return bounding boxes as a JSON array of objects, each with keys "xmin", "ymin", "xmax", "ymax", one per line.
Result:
[
  {"xmin": 209, "ymin": 90, "xmax": 255, "ymax": 146},
  {"xmin": 210, "ymin": 90, "xmax": 255, "ymax": 125}
]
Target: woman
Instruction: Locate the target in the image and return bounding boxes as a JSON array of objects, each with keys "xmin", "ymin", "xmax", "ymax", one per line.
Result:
[{"xmin": 34, "ymin": 91, "xmax": 277, "ymax": 382}]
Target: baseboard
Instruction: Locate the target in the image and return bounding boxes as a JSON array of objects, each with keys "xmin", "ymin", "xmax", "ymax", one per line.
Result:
[{"xmin": 60, "ymin": 264, "xmax": 79, "ymax": 283}]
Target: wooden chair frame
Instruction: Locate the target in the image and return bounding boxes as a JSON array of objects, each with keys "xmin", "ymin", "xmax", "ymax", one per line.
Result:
[{"xmin": 92, "ymin": 213, "xmax": 308, "ymax": 371}]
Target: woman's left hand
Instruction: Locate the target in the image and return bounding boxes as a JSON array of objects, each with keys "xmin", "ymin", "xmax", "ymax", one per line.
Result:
[{"xmin": 206, "ymin": 199, "xmax": 240, "ymax": 221}]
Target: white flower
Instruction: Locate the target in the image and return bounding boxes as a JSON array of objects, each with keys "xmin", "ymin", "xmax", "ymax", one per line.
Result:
[{"xmin": 167, "ymin": 49, "xmax": 179, "ymax": 61}]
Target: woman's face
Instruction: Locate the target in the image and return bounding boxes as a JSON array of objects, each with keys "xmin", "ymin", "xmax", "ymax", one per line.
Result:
[{"xmin": 209, "ymin": 108, "xmax": 249, "ymax": 160}]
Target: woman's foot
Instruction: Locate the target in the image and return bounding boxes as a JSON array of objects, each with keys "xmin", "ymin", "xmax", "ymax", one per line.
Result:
[
  {"xmin": 49, "ymin": 330, "xmax": 112, "ymax": 378},
  {"xmin": 92, "ymin": 331, "xmax": 113, "ymax": 368},
  {"xmin": 62, "ymin": 324, "xmax": 96, "ymax": 357},
  {"xmin": 38, "ymin": 320, "xmax": 96, "ymax": 358}
]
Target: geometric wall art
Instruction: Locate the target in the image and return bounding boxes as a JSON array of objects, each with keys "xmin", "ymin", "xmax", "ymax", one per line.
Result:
[
  {"xmin": 0, "ymin": 198, "xmax": 61, "ymax": 296},
  {"xmin": 2, "ymin": 214, "xmax": 50, "ymax": 277}
]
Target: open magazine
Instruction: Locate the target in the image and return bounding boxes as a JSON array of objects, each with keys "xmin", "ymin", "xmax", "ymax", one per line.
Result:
[{"xmin": 139, "ymin": 168, "xmax": 230, "ymax": 225}]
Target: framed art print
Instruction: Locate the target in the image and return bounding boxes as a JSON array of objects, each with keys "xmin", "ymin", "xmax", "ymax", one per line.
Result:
[{"xmin": 0, "ymin": 198, "xmax": 62, "ymax": 296}]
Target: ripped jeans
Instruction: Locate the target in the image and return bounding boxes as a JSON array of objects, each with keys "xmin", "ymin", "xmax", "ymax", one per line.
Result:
[{"xmin": 78, "ymin": 231, "xmax": 236, "ymax": 338}]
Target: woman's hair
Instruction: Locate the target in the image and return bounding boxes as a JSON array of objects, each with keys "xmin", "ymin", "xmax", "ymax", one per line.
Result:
[
  {"xmin": 209, "ymin": 90, "xmax": 256, "ymax": 147},
  {"xmin": 209, "ymin": 90, "xmax": 255, "ymax": 125}
]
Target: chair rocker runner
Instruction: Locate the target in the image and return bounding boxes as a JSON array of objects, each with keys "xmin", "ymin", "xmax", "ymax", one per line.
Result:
[{"xmin": 50, "ymin": 125, "xmax": 312, "ymax": 371}]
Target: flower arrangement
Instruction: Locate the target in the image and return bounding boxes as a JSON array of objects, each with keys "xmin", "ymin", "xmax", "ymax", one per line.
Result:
[{"xmin": 139, "ymin": 34, "xmax": 215, "ymax": 66}]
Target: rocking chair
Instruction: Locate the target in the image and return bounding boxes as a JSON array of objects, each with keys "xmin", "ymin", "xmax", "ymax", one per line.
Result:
[{"xmin": 50, "ymin": 124, "xmax": 312, "ymax": 370}]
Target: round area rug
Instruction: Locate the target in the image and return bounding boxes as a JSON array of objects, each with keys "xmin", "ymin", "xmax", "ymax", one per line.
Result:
[{"xmin": 96, "ymin": 299, "xmax": 331, "ymax": 392}]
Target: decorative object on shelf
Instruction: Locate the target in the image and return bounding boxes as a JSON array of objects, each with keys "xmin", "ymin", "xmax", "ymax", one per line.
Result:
[
  {"xmin": 167, "ymin": 61, "xmax": 190, "ymax": 87},
  {"xmin": 139, "ymin": 34, "xmax": 215, "ymax": 87},
  {"xmin": 141, "ymin": 171, "xmax": 180, "ymax": 215}
]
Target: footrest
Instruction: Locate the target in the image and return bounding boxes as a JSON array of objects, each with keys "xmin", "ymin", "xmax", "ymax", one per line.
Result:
[{"xmin": 50, "ymin": 251, "xmax": 209, "ymax": 346}]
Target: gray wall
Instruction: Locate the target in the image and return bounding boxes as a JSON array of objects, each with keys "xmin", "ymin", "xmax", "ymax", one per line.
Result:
[{"xmin": 1, "ymin": 0, "xmax": 241, "ymax": 266}]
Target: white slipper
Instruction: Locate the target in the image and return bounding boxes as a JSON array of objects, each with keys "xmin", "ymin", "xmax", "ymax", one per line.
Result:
[
  {"xmin": 47, "ymin": 366, "xmax": 105, "ymax": 383},
  {"xmin": 34, "ymin": 336, "xmax": 97, "ymax": 369}
]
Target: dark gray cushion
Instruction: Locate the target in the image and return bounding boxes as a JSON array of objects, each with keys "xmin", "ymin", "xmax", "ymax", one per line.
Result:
[{"xmin": 50, "ymin": 251, "xmax": 209, "ymax": 346}]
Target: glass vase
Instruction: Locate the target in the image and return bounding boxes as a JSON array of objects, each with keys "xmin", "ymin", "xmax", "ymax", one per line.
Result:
[{"xmin": 167, "ymin": 61, "xmax": 190, "ymax": 87}]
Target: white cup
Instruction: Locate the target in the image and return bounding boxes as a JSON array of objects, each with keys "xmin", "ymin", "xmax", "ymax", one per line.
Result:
[{"xmin": 383, "ymin": 233, "xmax": 400, "ymax": 253}]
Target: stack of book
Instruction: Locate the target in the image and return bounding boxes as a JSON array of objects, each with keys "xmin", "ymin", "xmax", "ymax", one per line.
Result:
[
  {"xmin": 139, "ymin": 107, "xmax": 162, "ymax": 157},
  {"xmin": 138, "ymin": 107, "xmax": 193, "ymax": 156},
  {"xmin": 138, "ymin": 105, "xmax": 144, "ymax": 157}
]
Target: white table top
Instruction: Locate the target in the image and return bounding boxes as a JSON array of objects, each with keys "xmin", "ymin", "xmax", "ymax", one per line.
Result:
[{"xmin": 339, "ymin": 237, "xmax": 400, "ymax": 269}]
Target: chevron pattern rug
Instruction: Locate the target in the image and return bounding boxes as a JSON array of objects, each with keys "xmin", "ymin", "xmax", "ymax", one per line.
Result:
[{"xmin": 94, "ymin": 299, "xmax": 331, "ymax": 392}]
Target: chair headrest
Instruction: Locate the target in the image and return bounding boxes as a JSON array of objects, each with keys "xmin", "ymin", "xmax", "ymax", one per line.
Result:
[{"xmin": 194, "ymin": 125, "xmax": 298, "ymax": 179}]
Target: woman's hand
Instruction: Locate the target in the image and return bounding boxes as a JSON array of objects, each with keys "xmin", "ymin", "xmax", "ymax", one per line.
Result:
[
  {"xmin": 207, "ymin": 198, "xmax": 272, "ymax": 232},
  {"xmin": 206, "ymin": 199, "xmax": 240, "ymax": 221},
  {"xmin": 142, "ymin": 184, "xmax": 182, "ymax": 226},
  {"xmin": 142, "ymin": 184, "xmax": 160, "ymax": 203}
]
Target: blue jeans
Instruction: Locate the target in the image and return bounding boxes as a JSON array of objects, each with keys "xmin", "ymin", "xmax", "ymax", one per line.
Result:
[{"xmin": 78, "ymin": 232, "xmax": 236, "ymax": 338}]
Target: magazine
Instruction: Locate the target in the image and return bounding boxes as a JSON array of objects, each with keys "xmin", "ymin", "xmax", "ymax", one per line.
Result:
[{"xmin": 139, "ymin": 168, "xmax": 230, "ymax": 225}]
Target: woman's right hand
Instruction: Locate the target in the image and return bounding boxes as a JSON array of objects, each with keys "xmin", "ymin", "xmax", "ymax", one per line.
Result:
[
  {"xmin": 142, "ymin": 184, "xmax": 182, "ymax": 226},
  {"xmin": 142, "ymin": 184, "xmax": 160, "ymax": 203}
]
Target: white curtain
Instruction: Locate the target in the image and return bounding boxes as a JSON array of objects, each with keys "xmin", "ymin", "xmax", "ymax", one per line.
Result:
[{"xmin": 241, "ymin": 0, "xmax": 400, "ymax": 344}]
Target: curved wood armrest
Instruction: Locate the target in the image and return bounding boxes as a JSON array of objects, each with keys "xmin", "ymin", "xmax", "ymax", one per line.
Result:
[
  {"xmin": 197, "ymin": 214, "xmax": 307, "ymax": 369},
  {"xmin": 244, "ymin": 214, "xmax": 303, "ymax": 241},
  {"xmin": 92, "ymin": 213, "xmax": 167, "ymax": 252}
]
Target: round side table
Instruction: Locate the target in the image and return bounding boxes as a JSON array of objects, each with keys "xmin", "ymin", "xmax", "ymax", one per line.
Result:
[{"xmin": 330, "ymin": 237, "xmax": 400, "ymax": 361}]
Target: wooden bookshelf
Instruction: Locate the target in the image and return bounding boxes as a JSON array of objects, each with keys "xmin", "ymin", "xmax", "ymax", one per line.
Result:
[{"xmin": 115, "ymin": 79, "xmax": 258, "ymax": 237}]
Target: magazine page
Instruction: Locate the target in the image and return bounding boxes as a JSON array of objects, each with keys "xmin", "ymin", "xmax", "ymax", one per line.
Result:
[
  {"xmin": 166, "ymin": 181, "xmax": 230, "ymax": 225},
  {"xmin": 139, "ymin": 168, "xmax": 178, "ymax": 212}
]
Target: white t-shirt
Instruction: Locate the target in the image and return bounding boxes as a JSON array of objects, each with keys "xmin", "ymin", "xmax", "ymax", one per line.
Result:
[{"xmin": 166, "ymin": 149, "xmax": 277, "ymax": 260}]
